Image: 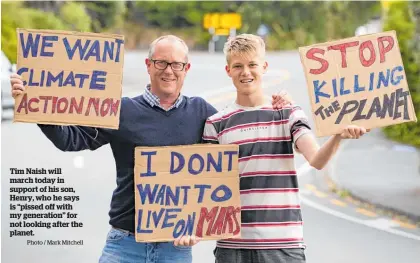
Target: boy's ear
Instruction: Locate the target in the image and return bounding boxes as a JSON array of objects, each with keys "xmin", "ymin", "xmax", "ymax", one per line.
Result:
[
  {"xmin": 263, "ymin": 61, "xmax": 268, "ymax": 73},
  {"xmin": 225, "ymin": 65, "xmax": 232, "ymax": 77}
]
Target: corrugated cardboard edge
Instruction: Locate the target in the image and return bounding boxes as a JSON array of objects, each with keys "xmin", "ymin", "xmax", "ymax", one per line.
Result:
[
  {"xmin": 16, "ymin": 28, "xmax": 124, "ymax": 40},
  {"xmin": 12, "ymin": 118, "xmax": 119, "ymax": 130}
]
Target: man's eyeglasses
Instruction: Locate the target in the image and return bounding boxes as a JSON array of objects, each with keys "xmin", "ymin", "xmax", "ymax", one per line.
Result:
[{"xmin": 150, "ymin": 59, "xmax": 188, "ymax": 71}]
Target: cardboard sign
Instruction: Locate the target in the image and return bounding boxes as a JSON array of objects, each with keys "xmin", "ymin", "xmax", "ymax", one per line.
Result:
[
  {"xmin": 134, "ymin": 144, "xmax": 241, "ymax": 242},
  {"xmin": 299, "ymin": 31, "xmax": 417, "ymax": 137},
  {"xmin": 14, "ymin": 29, "xmax": 125, "ymax": 129}
]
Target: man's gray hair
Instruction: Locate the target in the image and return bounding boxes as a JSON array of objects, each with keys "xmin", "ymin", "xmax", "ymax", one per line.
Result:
[{"xmin": 148, "ymin": 35, "xmax": 189, "ymax": 61}]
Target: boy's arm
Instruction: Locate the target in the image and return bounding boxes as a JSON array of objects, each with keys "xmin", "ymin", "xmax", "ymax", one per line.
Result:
[{"xmin": 296, "ymin": 126, "xmax": 367, "ymax": 170}]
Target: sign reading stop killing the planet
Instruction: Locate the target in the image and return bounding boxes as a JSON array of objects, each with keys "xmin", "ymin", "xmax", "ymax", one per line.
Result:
[{"xmin": 299, "ymin": 31, "xmax": 417, "ymax": 137}]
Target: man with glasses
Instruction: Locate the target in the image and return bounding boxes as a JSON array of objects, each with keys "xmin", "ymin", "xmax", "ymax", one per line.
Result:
[{"xmin": 10, "ymin": 35, "xmax": 291, "ymax": 263}]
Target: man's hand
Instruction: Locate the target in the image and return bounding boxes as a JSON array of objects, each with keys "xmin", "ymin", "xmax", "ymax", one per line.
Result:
[
  {"xmin": 173, "ymin": 235, "xmax": 200, "ymax": 247},
  {"xmin": 272, "ymin": 90, "xmax": 294, "ymax": 109},
  {"xmin": 340, "ymin": 125, "xmax": 370, "ymax": 139},
  {"xmin": 10, "ymin": 74, "xmax": 25, "ymax": 98}
]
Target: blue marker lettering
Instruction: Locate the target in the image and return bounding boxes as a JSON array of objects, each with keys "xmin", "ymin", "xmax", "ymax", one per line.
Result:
[
  {"xmin": 224, "ymin": 151, "xmax": 238, "ymax": 171},
  {"xmin": 170, "ymin": 151, "xmax": 185, "ymax": 174},
  {"xmin": 188, "ymin": 153, "xmax": 204, "ymax": 175},
  {"xmin": 314, "ymin": 80, "xmax": 330, "ymax": 103},
  {"xmin": 211, "ymin": 185, "xmax": 232, "ymax": 202},
  {"xmin": 90, "ymin": 70, "xmax": 107, "ymax": 90},
  {"xmin": 40, "ymin": 35, "xmax": 58, "ymax": 57},
  {"xmin": 140, "ymin": 151, "xmax": 157, "ymax": 177},
  {"xmin": 63, "ymin": 38, "xmax": 91, "ymax": 60},
  {"xmin": 20, "ymin": 33, "xmax": 40, "ymax": 58},
  {"xmin": 84, "ymin": 40, "xmax": 101, "ymax": 61}
]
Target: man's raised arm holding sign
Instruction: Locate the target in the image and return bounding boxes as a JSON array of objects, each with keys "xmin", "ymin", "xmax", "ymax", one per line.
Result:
[{"xmin": 12, "ymin": 72, "xmax": 113, "ymax": 151}]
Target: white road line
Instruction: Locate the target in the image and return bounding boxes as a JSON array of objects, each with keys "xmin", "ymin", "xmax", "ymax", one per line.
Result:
[
  {"xmin": 297, "ymin": 159, "xmax": 420, "ymax": 241},
  {"xmin": 300, "ymin": 195, "xmax": 420, "ymax": 242}
]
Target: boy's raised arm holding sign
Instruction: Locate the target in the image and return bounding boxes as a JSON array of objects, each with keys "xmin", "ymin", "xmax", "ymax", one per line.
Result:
[{"xmin": 202, "ymin": 34, "xmax": 368, "ymax": 263}]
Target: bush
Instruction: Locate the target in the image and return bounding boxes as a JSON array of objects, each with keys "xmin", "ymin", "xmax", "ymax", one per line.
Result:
[
  {"xmin": 1, "ymin": 2, "xmax": 66, "ymax": 64},
  {"xmin": 382, "ymin": 2, "xmax": 420, "ymax": 147},
  {"xmin": 59, "ymin": 2, "xmax": 92, "ymax": 32}
]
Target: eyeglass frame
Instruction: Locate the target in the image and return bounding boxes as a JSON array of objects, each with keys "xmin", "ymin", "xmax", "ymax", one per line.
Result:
[{"xmin": 149, "ymin": 59, "xmax": 188, "ymax": 71}]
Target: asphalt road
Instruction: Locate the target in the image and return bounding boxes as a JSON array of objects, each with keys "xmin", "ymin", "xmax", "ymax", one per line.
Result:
[{"xmin": 2, "ymin": 51, "xmax": 420, "ymax": 263}]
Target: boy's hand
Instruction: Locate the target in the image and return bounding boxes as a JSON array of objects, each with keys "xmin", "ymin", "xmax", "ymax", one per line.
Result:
[
  {"xmin": 340, "ymin": 125, "xmax": 370, "ymax": 139},
  {"xmin": 174, "ymin": 235, "xmax": 201, "ymax": 247},
  {"xmin": 272, "ymin": 90, "xmax": 294, "ymax": 109}
]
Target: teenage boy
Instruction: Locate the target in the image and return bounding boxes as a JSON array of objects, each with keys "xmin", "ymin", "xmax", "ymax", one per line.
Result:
[{"xmin": 203, "ymin": 34, "xmax": 368, "ymax": 263}]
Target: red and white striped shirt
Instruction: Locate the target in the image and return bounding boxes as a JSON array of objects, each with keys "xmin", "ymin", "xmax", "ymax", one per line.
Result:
[{"xmin": 202, "ymin": 102, "xmax": 312, "ymax": 249}]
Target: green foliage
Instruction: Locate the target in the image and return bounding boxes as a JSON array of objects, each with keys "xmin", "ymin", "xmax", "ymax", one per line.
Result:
[
  {"xmin": 59, "ymin": 2, "xmax": 92, "ymax": 32},
  {"xmin": 1, "ymin": 3, "xmax": 20, "ymax": 63},
  {"xmin": 126, "ymin": 1, "xmax": 380, "ymax": 50},
  {"xmin": 135, "ymin": 1, "xmax": 224, "ymax": 29},
  {"xmin": 382, "ymin": 1, "xmax": 420, "ymax": 147},
  {"xmin": 1, "ymin": 2, "xmax": 65, "ymax": 63},
  {"xmin": 85, "ymin": 1, "xmax": 126, "ymax": 32}
]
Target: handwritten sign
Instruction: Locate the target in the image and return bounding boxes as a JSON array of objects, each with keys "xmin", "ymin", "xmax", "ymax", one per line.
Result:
[
  {"xmin": 299, "ymin": 31, "xmax": 417, "ymax": 137},
  {"xmin": 134, "ymin": 144, "xmax": 241, "ymax": 242},
  {"xmin": 14, "ymin": 29, "xmax": 125, "ymax": 129}
]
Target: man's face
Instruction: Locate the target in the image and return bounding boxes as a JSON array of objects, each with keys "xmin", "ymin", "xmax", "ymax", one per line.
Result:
[
  {"xmin": 145, "ymin": 40, "xmax": 190, "ymax": 98},
  {"xmin": 225, "ymin": 52, "xmax": 268, "ymax": 95}
]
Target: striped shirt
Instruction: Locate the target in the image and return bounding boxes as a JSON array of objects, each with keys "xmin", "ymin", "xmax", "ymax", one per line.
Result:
[
  {"xmin": 143, "ymin": 84, "xmax": 184, "ymax": 111},
  {"xmin": 202, "ymin": 102, "xmax": 312, "ymax": 250}
]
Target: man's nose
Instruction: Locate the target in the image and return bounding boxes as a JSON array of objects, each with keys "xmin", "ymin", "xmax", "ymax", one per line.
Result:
[{"xmin": 164, "ymin": 64, "xmax": 175, "ymax": 74}]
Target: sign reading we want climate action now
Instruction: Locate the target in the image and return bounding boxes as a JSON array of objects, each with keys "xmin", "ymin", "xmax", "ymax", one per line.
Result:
[
  {"xmin": 299, "ymin": 31, "xmax": 417, "ymax": 137},
  {"xmin": 134, "ymin": 144, "xmax": 241, "ymax": 242},
  {"xmin": 15, "ymin": 29, "xmax": 124, "ymax": 129}
]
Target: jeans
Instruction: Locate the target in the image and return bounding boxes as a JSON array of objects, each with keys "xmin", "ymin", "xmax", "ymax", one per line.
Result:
[
  {"xmin": 99, "ymin": 228, "xmax": 192, "ymax": 263},
  {"xmin": 214, "ymin": 247, "xmax": 306, "ymax": 263}
]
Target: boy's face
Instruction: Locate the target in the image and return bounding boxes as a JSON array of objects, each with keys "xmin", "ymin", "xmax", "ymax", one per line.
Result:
[{"xmin": 225, "ymin": 52, "xmax": 268, "ymax": 95}]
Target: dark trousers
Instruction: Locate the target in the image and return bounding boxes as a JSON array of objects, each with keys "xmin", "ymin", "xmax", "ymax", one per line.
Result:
[{"xmin": 214, "ymin": 247, "xmax": 306, "ymax": 263}]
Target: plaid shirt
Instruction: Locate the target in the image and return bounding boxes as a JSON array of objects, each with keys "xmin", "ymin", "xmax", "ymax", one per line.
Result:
[{"xmin": 143, "ymin": 84, "xmax": 183, "ymax": 111}]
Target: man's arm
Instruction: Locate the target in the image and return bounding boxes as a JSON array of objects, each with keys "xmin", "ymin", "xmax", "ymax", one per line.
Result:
[
  {"xmin": 38, "ymin": 125, "xmax": 112, "ymax": 152},
  {"xmin": 202, "ymin": 120, "xmax": 220, "ymax": 144},
  {"xmin": 296, "ymin": 126, "xmax": 367, "ymax": 170},
  {"xmin": 11, "ymin": 73, "xmax": 112, "ymax": 152}
]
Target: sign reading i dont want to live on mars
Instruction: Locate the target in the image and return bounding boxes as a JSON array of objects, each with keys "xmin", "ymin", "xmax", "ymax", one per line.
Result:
[{"xmin": 134, "ymin": 144, "xmax": 241, "ymax": 242}]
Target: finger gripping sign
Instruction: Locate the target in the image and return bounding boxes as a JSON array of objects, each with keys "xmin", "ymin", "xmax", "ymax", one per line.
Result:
[
  {"xmin": 299, "ymin": 31, "xmax": 417, "ymax": 137},
  {"xmin": 15, "ymin": 29, "xmax": 125, "ymax": 129},
  {"xmin": 134, "ymin": 144, "xmax": 241, "ymax": 242}
]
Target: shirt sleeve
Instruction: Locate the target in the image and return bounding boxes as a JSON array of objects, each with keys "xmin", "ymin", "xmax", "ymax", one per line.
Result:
[
  {"xmin": 202, "ymin": 120, "xmax": 219, "ymax": 144},
  {"xmin": 289, "ymin": 106, "xmax": 312, "ymax": 149},
  {"xmin": 37, "ymin": 124, "xmax": 113, "ymax": 152}
]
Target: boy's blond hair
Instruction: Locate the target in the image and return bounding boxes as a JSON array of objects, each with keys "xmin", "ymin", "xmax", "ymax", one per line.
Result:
[{"xmin": 223, "ymin": 34, "xmax": 266, "ymax": 63}]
